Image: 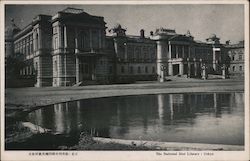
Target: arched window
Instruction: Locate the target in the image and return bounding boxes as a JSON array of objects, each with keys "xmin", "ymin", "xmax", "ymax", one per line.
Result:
[{"xmin": 239, "ymin": 66, "xmax": 243, "ymax": 71}]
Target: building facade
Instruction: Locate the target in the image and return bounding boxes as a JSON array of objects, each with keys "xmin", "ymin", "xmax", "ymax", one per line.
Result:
[
  {"xmin": 5, "ymin": 8, "xmax": 244, "ymax": 87},
  {"xmin": 224, "ymin": 41, "xmax": 244, "ymax": 77}
]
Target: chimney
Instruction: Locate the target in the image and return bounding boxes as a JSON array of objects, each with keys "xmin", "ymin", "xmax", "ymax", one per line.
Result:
[
  {"xmin": 150, "ymin": 31, "xmax": 153, "ymax": 36},
  {"xmin": 140, "ymin": 29, "xmax": 145, "ymax": 38}
]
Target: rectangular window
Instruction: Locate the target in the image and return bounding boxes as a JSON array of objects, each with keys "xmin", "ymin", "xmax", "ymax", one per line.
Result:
[
  {"xmin": 109, "ymin": 66, "xmax": 113, "ymax": 74},
  {"xmin": 137, "ymin": 66, "xmax": 141, "ymax": 73},
  {"xmin": 130, "ymin": 66, "xmax": 133, "ymax": 74},
  {"xmin": 35, "ymin": 62, "xmax": 38, "ymax": 74},
  {"xmin": 152, "ymin": 66, "xmax": 155, "ymax": 73},
  {"xmin": 92, "ymin": 30, "xmax": 99, "ymax": 49},
  {"xmin": 54, "ymin": 60, "xmax": 58, "ymax": 75},
  {"xmin": 239, "ymin": 55, "xmax": 242, "ymax": 60},
  {"xmin": 29, "ymin": 66, "xmax": 32, "ymax": 75},
  {"xmin": 54, "ymin": 37, "xmax": 58, "ymax": 49},
  {"xmin": 30, "ymin": 41, "xmax": 33, "ymax": 53},
  {"xmin": 85, "ymin": 64, "xmax": 89, "ymax": 74},
  {"xmin": 121, "ymin": 66, "xmax": 125, "ymax": 73},
  {"xmin": 145, "ymin": 66, "xmax": 148, "ymax": 73}
]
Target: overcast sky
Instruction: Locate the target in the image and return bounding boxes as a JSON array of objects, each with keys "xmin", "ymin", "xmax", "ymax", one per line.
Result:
[{"xmin": 5, "ymin": 4, "xmax": 244, "ymax": 44}]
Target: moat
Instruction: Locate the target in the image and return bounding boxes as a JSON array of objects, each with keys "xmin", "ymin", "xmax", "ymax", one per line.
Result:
[{"xmin": 25, "ymin": 92, "xmax": 244, "ymax": 146}]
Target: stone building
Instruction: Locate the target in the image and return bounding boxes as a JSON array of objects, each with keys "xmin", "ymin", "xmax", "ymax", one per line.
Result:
[
  {"xmin": 108, "ymin": 25, "xmax": 157, "ymax": 82},
  {"xmin": 5, "ymin": 7, "xmax": 244, "ymax": 87},
  {"xmin": 51, "ymin": 8, "xmax": 109, "ymax": 86},
  {"xmin": 224, "ymin": 41, "xmax": 244, "ymax": 77},
  {"xmin": 151, "ymin": 29, "xmax": 226, "ymax": 81}
]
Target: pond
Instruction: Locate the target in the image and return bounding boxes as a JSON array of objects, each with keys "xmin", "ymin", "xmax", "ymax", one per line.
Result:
[{"xmin": 27, "ymin": 92, "xmax": 244, "ymax": 146}]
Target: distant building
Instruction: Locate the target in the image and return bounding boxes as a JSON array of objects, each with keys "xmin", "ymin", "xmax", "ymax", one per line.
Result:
[
  {"xmin": 224, "ymin": 41, "xmax": 244, "ymax": 77},
  {"xmin": 108, "ymin": 25, "xmax": 157, "ymax": 82},
  {"xmin": 5, "ymin": 7, "xmax": 244, "ymax": 87}
]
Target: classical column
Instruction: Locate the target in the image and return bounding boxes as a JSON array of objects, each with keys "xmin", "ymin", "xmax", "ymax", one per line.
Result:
[
  {"xmin": 168, "ymin": 63, "xmax": 173, "ymax": 76},
  {"xmin": 58, "ymin": 25, "xmax": 63, "ymax": 49},
  {"xmin": 188, "ymin": 46, "xmax": 191, "ymax": 58},
  {"xmin": 76, "ymin": 56, "xmax": 79, "ymax": 83},
  {"xmin": 156, "ymin": 41, "xmax": 164, "ymax": 81},
  {"xmin": 75, "ymin": 28, "xmax": 79, "ymax": 53},
  {"xmin": 187, "ymin": 59, "xmax": 191, "ymax": 78},
  {"xmin": 176, "ymin": 45, "xmax": 178, "ymax": 58},
  {"xmin": 99, "ymin": 30, "xmax": 102, "ymax": 49},
  {"xmin": 64, "ymin": 25, "xmax": 67, "ymax": 49},
  {"xmin": 89, "ymin": 29, "xmax": 93, "ymax": 49},
  {"xmin": 168, "ymin": 43, "xmax": 172, "ymax": 59},
  {"xmin": 38, "ymin": 27, "xmax": 42, "ymax": 50},
  {"xmin": 182, "ymin": 46, "xmax": 185, "ymax": 58},
  {"xmin": 124, "ymin": 43, "xmax": 128, "ymax": 61},
  {"xmin": 194, "ymin": 59, "xmax": 197, "ymax": 77},
  {"xmin": 179, "ymin": 62, "xmax": 184, "ymax": 75}
]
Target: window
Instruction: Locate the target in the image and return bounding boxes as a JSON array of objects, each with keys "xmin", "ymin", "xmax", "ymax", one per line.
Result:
[
  {"xmin": 152, "ymin": 66, "xmax": 155, "ymax": 73},
  {"xmin": 232, "ymin": 55, "xmax": 235, "ymax": 61},
  {"xmin": 80, "ymin": 33, "xmax": 85, "ymax": 49},
  {"xmin": 35, "ymin": 62, "xmax": 38, "ymax": 74},
  {"xmin": 239, "ymin": 66, "xmax": 243, "ymax": 71},
  {"xmin": 130, "ymin": 66, "xmax": 134, "ymax": 74},
  {"xmin": 54, "ymin": 37, "xmax": 58, "ymax": 49},
  {"xmin": 121, "ymin": 66, "xmax": 125, "ymax": 73},
  {"xmin": 84, "ymin": 64, "xmax": 89, "ymax": 73},
  {"xmin": 26, "ymin": 66, "xmax": 29, "ymax": 75},
  {"xmin": 30, "ymin": 41, "xmax": 33, "ymax": 53},
  {"xmin": 109, "ymin": 66, "xmax": 113, "ymax": 74},
  {"xmin": 145, "ymin": 66, "xmax": 148, "ymax": 73},
  {"xmin": 239, "ymin": 55, "xmax": 243, "ymax": 60},
  {"xmin": 232, "ymin": 66, "xmax": 235, "ymax": 71},
  {"xmin": 23, "ymin": 68, "xmax": 26, "ymax": 75},
  {"xmin": 137, "ymin": 66, "xmax": 141, "ymax": 73},
  {"xmin": 30, "ymin": 66, "xmax": 32, "ymax": 75},
  {"xmin": 35, "ymin": 33, "xmax": 39, "ymax": 50},
  {"xmin": 92, "ymin": 30, "xmax": 99, "ymax": 49},
  {"xmin": 54, "ymin": 60, "xmax": 58, "ymax": 75}
]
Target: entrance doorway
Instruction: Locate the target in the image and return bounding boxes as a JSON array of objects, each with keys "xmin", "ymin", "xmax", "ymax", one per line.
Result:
[
  {"xmin": 79, "ymin": 57, "xmax": 95, "ymax": 81},
  {"xmin": 173, "ymin": 64, "xmax": 179, "ymax": 75}
]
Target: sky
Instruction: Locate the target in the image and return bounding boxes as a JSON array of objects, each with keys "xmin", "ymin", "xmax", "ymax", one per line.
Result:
[{"xmin": 5, "ymin": 4, "xmax": 244, "ymax": 44}]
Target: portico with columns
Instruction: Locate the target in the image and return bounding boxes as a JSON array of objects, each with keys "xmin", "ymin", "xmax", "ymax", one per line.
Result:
[
  {"xmin": 151, "ymin": 28, "xmax": 208, "ymax": 80},
  {"xmin": 51, "ymin": 8, "xmax": 110, "ymax": 87}
]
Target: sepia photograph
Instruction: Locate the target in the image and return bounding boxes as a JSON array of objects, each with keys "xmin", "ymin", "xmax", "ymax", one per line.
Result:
[{"xmin": 1, "ymin": 1, "xmax": 249, "ymax": 161}]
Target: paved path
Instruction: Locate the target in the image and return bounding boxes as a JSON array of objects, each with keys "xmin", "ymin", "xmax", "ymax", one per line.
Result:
[{"xmin": 5, "ymin": 79, "xmax": 244, "ymax": 110}]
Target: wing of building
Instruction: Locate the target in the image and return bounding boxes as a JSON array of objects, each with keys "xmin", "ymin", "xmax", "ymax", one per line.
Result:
[{"xmin": 5, "ymin": 7, "xmax": 245, "ymax": 87}]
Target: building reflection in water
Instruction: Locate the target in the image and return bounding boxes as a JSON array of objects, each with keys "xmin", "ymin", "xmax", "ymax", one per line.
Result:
[{"xmin": 27, "ymin": 92, "xmax": 244, "ymax": 145}]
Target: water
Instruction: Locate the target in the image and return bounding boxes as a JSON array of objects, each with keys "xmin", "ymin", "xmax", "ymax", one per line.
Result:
[{"xmin": 27, "ymin": 92, "xmax": 244, "ymax": 146}]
